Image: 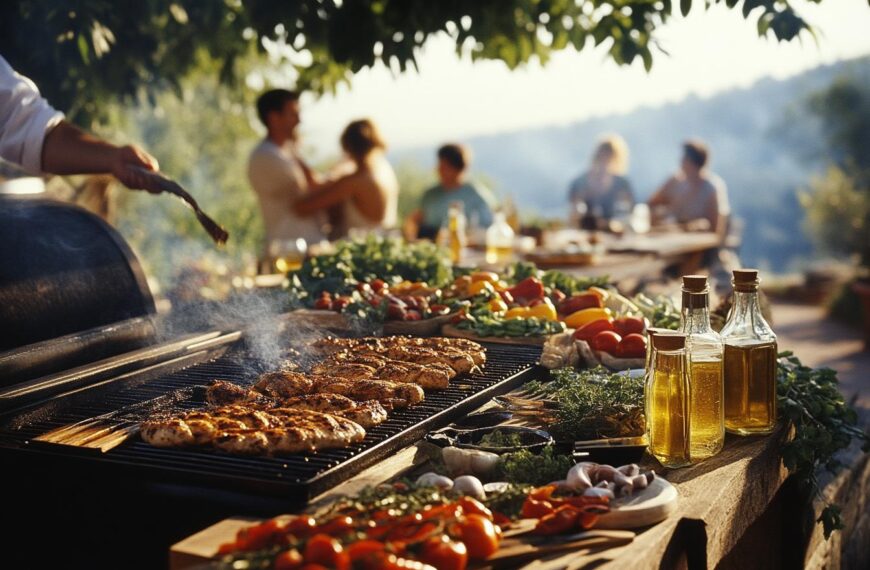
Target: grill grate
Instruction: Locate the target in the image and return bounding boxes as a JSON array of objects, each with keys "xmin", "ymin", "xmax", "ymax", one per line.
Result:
[{"xmin": 0, "ymin": 342, "xmax": 541, "ymax": 505}]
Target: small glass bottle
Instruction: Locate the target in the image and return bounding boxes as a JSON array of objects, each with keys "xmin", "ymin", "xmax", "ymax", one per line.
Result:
[
  {"xmin": 646, "ymin": 333, "xmax": 692, "ymax": 468},
  {"xmin": 720, "ymin": 269, "xmax": 778, "ymax": 435},
  {"xmin": 447, "ymin": 202, "xmax": 466, "ymax": 264},
  {"xmin": 679, "ymin": 275, "xmax": 725, "ymax": 460},
  {"xmin": 485, "ymin": 210, "xmax": 515, "ymax": 265}
]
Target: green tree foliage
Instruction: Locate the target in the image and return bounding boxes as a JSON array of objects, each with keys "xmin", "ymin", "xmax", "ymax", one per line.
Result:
[
  {"xmin": 1, "ymin": 0, "xmax": 826, "ymax": 125},
  {"xmin": 800, "ymin": 76, "xmax": 870, "ymax": 267}
]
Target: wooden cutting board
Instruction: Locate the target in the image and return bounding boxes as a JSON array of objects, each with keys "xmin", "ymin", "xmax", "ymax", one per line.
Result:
[{"xmin": 595, "ymin": 477, "xmax": 678, "ymax": 529}]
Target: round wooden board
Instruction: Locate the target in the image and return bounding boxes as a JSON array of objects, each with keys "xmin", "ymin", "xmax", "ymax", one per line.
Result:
[
  {"xmin": 441, "ymin": 323, "xmax": 548, "ymax": 346},
  {"xmin": 594, "ymin": 477, "xmax": 678, "ymax": 529}
]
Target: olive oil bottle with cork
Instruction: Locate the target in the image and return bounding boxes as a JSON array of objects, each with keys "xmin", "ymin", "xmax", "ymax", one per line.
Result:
[
  {"xmin": 678, "ymin": 275, "xmax": 725, "ymax": 460},
  {"xmin": 720, "ymin": 269, "xmax": 778, "ymax": 435},
  {"xmin": 645, "ymin": 332, "xmax": 692, "ymax": 468}
]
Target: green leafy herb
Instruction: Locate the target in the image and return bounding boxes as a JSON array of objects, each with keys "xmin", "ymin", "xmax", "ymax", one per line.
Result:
[
  {"xmin": 777, "ymin": 351, "xmax": 870, "ymax": 538},
  {"xmin": 504, "ymin": 261, "xmax": 609, "ymax": 293},
  {"xmin": 457, "ymin": 312, "xmax": 566, "ymax": 338},
  {"xmin": 632, "ymin": 293, "xmax": 680, "ymax": 330},
  {"xmin": 482, "ymin": 483, "xmax": 534, "ymax": 519},
  {"xmin": 496, "ymin": 446, "xmax": 574, "ymax": 486},
  {"xmin": 525, "ymin": 367, "xmax": 645, "ymax": 441},
  {"xmin": 479, "ymin": 430, "xmax": 524, "ymax": 448}
]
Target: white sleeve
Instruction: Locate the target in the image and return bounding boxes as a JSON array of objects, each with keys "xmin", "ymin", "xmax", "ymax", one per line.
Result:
[{"xmin": 0, "ymin": 55, "xmax": 65, "ymax": 174}]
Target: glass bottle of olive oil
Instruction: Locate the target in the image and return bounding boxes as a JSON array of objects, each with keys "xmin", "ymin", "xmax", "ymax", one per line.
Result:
[
  {"xmin": 678, "ymin": 275, "xmax": 725, "ymax": 460},
  {"xmin": 720, "ymin": 269, "xmax": 778, "ymax": 435},
  {"xmin": 646, "ymin": 333, "xmax": 692, "ymax": 468}
]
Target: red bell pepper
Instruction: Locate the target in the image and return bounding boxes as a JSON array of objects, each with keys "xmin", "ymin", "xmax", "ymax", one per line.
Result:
[
  {"xmin": 508, "ymin": 277, "xmax": 545, "ymax": 303},
  {"xmin": 558, "ymin": 293, "xmax": 603, "ymax": 315},
  {"xmin": 572, "ymin": 319, "xmax": 615, "ymax": 341}
]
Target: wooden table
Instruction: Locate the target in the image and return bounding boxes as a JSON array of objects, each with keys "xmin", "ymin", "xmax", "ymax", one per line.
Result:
[{"xmin": 171, "ymin": 426, "xmax": 792, "ymax": 570}]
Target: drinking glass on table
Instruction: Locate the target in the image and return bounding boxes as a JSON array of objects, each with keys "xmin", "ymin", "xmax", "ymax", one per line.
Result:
[{"xmin": 268, "ymin": 238, "xmax": 307, "ymax": 274}]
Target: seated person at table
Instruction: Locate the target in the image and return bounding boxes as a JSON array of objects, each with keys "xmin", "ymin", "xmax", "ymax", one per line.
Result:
[
  {"xmin": 406, "ymin": 143, "xmax": 497, "ymax": 240},
  {"xmin": 294, "ymin": 119, "xmax": 398, "ymax": 237},
  {"xmin": 648, "ymin": 139, "xmax": 730, "ymax": 240},
  {"xmin": 567, "ymin": 135, "xmax": 635, "ymax": 225}
]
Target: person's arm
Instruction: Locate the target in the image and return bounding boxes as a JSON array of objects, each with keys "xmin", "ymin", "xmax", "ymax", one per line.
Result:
[
  {"xmin": 41, "ymin": 121, "xmax": 160, "ymax": 191},
  {"xmin": 403, "ymin": 209, "xmax": 423, "ymax": 241},
  {"xmin": 294, "ymin": 154, "xmax": 323, "ymax": 189},
  {"xmin": 293, "ymin": 174, "xmax": 357, "ymax": 216},
  {"xmin": 648, "ymin": 175, "xmax": 676, "ymax": 207}
]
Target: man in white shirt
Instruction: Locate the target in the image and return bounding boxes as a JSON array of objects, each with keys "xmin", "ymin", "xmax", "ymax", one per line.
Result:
[
  {"xmin": 248, "ymin": 89, "xmax": 325, "ymax": 249},
  {"xmin": 0, "ymin": 54, "xmax": 159, "ymax": 189}
]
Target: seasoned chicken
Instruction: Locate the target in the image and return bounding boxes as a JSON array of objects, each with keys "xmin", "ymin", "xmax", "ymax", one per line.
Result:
[
  {"xmin": 313, "ymin": 376, "xmax": 424, "ymax": 408},
  {"xmin": 339, "ymin": 401, "xmax": 389, "ymax": 428},
  {"xmin": 206, "ymin": 380, "xmax": 274, "ymax": 407},
  {"xmin": 277, "ymin": 393, "xmax": 388, "ymax": 428},
  {"xmin": 328, "ymin": 352, "xmax": 455, "ymax": 387},
  {"xmin": 254, "ymin": 371, "xmax": 314, "ymax": 398},
  {"xmin": 267, "ymin": 407, "xmax": 366, "ymax": 448},
  {"xmin": 141, "ymin": 417, "xmax": 195, "ymax": 447},
  {"xmin": 309, "ymin": 362, "xmax": 377, "ymax": 380},
  {"xmin": 213, "ymin": 429, "xmax": 271, "ymax": 455}
]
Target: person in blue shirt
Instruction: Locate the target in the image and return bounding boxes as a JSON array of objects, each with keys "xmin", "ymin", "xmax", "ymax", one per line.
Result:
[{"xmin": 406, "ymin": 143, "xmax": 497, "ymax": 240}]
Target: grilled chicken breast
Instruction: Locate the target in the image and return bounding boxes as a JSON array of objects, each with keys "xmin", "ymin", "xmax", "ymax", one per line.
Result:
[
  {"xmin": 278, "ymin": 393, "xmax": 388, "ymax": 428},
  {"xmin": 313, "ymin": 376, "xmax": 424, "ymax": 408},
  {"xmin": 254, "ymin": 371, "xmax": 314, "ymax": 398},
  {"xmin": 206, "ymin": 380, "xmax": 274, "ymax": 407}
]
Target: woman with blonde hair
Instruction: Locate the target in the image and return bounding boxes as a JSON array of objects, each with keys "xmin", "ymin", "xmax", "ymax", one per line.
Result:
[
  {"xmin": 294, "ymin": 118, "xmax": 398, "ymax": 236},
  {"xmin": 567, "ymin": 134, "xmax": 635, "ymax": 226}
]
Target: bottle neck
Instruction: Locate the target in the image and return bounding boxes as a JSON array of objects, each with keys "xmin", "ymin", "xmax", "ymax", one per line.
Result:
[
  {"xmin": 729, "ymin": 289, "xmax": 760, "ymax": 323},
  {"xmin": 680, "ymin": 292, "xmax": 713, "ymax": 334}
]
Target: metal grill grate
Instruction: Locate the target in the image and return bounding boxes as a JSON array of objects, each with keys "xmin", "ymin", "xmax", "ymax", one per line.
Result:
[{"xmin": 0, "ymin": 342, "xmax": 541, "ymax": 504}]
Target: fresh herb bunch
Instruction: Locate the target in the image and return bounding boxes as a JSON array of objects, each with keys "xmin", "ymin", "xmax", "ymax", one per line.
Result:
[
  {"xmin": 525, "ymin": 367, "xmax": 645, "ymax": 441},
  {"xmin": 287, "ymin": 236, "xmax": 453, "ymax": 301},
  {"xmin": 483, "ymin": 482, "xmax": 534, "ymax": 518},
  {"xmin": 776, "ymin": 351, "xmax": 870, "ymax": 538},
  {"xmin": 479, "ymin": 429, "xmax": 524, "ymax": 448},
  {"xmin": 632, "ymin": 293, "xmax": 680, "ymax": 330},
  {"xmin": 458, "ymin": 312, "xmax": 567, "ymax": 338},
  {"xmin": 495, "ymin": 446, "xmax": 574, "ymax": 486},
  {"xmin": 324, "ymin": 480, "xmax": 450, "ymax": 518}
]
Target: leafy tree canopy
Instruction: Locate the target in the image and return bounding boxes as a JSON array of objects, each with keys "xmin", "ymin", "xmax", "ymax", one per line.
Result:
[{"xmin": 2, "ymin": 0, "xmax": 827, "ymax": 125}]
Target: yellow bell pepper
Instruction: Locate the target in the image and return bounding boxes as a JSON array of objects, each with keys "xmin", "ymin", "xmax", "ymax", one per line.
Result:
[
  {"xmin": 527, "ymin": 300, "xmax": 558, "ymax": 321},
  {"xmin": 505, "ymin": 307, "xmax": 530, "ymax": 319},
  {"xmin": 488, "ymin": 298, "xmax": 508, "ymax": 313},
  {"xmin": 564, "ymin": 307, "xmax": 612, "ymax": 328},
  {"xmin": 468, "ymin": 280, "xmax": 496, "ymax": 296}
]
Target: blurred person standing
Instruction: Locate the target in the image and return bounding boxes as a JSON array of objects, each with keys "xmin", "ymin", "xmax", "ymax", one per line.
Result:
[
  {"xmin": 248, "ymin": 89, "xmax": 326, "ymax": 252},
  {"xmin": 406, "ymin": 143, "xmax": 496, "ymax": 240},
  {"xmin": 567, "ymin": 135, "xmax": 635, "ymax": 227},
  {"xmin": 294, "ymin": 118, "xmax": 398, "ymax": 236},
  {"xmin": 648, "ymin": 139, "xmax": 730, "ymax": 239}
]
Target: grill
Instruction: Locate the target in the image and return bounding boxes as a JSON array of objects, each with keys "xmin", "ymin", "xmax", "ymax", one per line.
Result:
[{"xmin": 0, "ymin": 336, "xmax": 541, "ymax": 507}]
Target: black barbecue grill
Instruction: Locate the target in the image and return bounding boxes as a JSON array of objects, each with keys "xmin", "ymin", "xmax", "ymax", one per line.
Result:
[{"xmin": 0, "ymin": 332, "xmax": 542, "ymax": 508}]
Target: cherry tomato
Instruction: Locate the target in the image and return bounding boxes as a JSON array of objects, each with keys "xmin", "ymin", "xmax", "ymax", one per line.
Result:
[
  {"xmin": 313, "ymin": 293, "xmax": 332, "ymax": 310},
  {"xmin": 237, "ymin": 518, "xmax": 285, "ymax": 550},
  {"xmin": 590, "ymin": 330, "xmax": 622, "ymax": 354},
  {"xmin": 383, "ymin": 521, "xmax": 439, "ymax": 545},
  {"xmin": 418, "ymin": 535, "xmax": 468, "ymax": 570},
  {"xmin": 453, "ymin": 514, "xmax": 500, "ymax": 560},
  {"xmin": 304, "ymin": 534, "xmax": 349, "ymax": 570},
  {"xmin": 318, "ymin": 515, "xmax": 354, "ymax": 535},
  {"xmin": 371, "ymin": 278, "xmax": 387, "ymax": 292},
  {"xmin": 331, "ymin": 297, "xmax": 351, "ymax": 311},
  {"xmin": 615, "ymin": 333, "xmax": 647, "ymax": 359},
  {"xmin": 613, "ymin": 316, "xmax": 646, "ymax": 336},
  {"xmin": 346, "ymin": 540, "xmax": 386, "ymax": 562},
  {"xmin": 420, "ymin": 503, "xmax": 463, "ymax": 521},
  {"xmin": 520, "ymin": 497, "xmax": 554, "ymax": 519},
  {"xmin": 274, "ymin": 549, "xmax": 304, "ymax": 570},
  {"xmin": 457, "ymin": 497, "xmax": 493, "ymax": 520},
  {"xmin": 379, "ymin": 554, "xmax": 437, "ymax": 570},
  {"xmin": 356, "ymin": 282, "xmax": 372, "ymax": 294},
  {"xmin": 286, "ymin": 516, "xmax": 317, "ymax": 538}
]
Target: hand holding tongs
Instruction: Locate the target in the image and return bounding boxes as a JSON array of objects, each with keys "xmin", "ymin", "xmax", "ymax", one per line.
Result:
[{"xmin": 130, "ymin": 166, "xmax": 229, "ymax": 245}]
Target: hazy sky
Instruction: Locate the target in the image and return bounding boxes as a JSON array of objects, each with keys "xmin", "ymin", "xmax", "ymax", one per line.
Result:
[{"xmin": 288, "ymin": 2, "xmax": 870, "ymax": 156}]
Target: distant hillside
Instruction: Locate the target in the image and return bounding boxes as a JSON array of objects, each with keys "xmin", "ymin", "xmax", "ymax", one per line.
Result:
[{"xmin": 391, "ymin": 55, "xmax": 870, "ymax": 272}]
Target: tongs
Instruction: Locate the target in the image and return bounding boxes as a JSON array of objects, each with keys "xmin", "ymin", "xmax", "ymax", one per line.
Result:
[{"xmin": 131, "ymin": 166, "xmax": 229, "ymax": 245}]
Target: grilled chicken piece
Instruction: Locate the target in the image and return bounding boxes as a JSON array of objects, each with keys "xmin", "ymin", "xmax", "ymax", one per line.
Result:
[
  {"xmin": 213, "ymin": 429, "xmax": 271, "ymax": 455},
  {"xmin": 277, "ymin": 393, "xmax": 388, "ymax": 428},
  {"xmin": 330, "ymin": 352, "xmax": 456, "ymax": 386},
  {"xmin": 206, "ymin": 380, "xmax": 274, "ymax": 407},
  {"xmin": 266, "ymin": 408, "xmax": 366, "ymax": 449},
  {"xmin": 377, "ymin": 345, "xmax": 475, "ymax": 374},
  {"xmin": 309, "ymin": 362, "xmax": 377, "ymax": 380},
  {"xmin": 313, "ymin": 376, "xmax": 424, "ymax": 408},
  {"xmin": 254, "ymin": 371, "xmax": 314, "ymax": 398},
  {"xmin": 141, "ymin": 417, "xmax": 195, "ymax": 447}
]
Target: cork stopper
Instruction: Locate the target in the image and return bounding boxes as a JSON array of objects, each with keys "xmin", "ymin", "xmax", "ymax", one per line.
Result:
[
  {"xmin": 682, "ymin": 275, "xmax": 708, "ymax": 292},
  {"xmin": 652, "ymin": 333, "xmax": 686, "ymax": 350},
  {"xmin": 647, "ymin": 327, "xmax": 678, "ymax": 338},
  {"xmin": 733, "ymin": 268, "xmax": 760, "ymax": 292}
]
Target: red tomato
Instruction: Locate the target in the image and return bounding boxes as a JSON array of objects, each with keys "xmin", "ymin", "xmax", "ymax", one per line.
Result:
[
  {"xmin": 572, "ymin": 319, "xmax": 615, "ymax": 341},
  {"xmin": 453, "ymin": 514, "xmax": 500, "ymax": 560},
  {"xmin": 590, "ymin": 330, "xmax": 622, "ymax": 354},
  {"xmin": 616, "ymin": 333, "xmax": 647, "ymax": 359},
  {"xmin": 313, "ymin": 294, "xmax": 332, "ymax": 310},
  {"xmin": 418, "ymin": 536, "xmax": 468, "ymax": 570},
  {"xmin": 331, "ymin": 297, "xmax": 350, "ymax": 311},
  {"xmin": 613, "ymin": 316, "xmax": 646, "ymax": 336},
  {"xmin": 304, "ymin": 534, "xmax": 349, "ymax": 570},
  {"xmin": 274, "ymin": 549, "xmax": 304, "ymax": 570},
  {"xmin": 346, "ymin": 540, "xmax": 386, "ymax": 562},
  {"xmin": 236, "ymin": 518, "xmax": 285, "ymax": 550},
  {"xmin": 318, "ymin": 515, "xmax": 354, "ymax": 535},
  {"xmin": 457, "ymin": 497, "xmax": 493, "ymax": 520},
  {"xmin": 371, "ymin": 278, "xmax": 387, "ymax": 292}
]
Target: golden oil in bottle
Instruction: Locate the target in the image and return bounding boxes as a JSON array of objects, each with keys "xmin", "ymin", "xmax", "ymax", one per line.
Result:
[
  {"xmin": 724, "ymin": 341, "xmax": 777, "ymax": 434},
  {"xmin": 688, "ymin": 359, "xmax": 725, "ymax": 458},
  {"xmin": 646, "ymin": 334, "xmax": 691, "ymax": 468},
  {"xmin": 679, "ymin": 275, "xmax": 725, "ymax": 460},
  {"xmin": 720, "ymin": 269, "xmax": 778, "ymax": 435}
]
